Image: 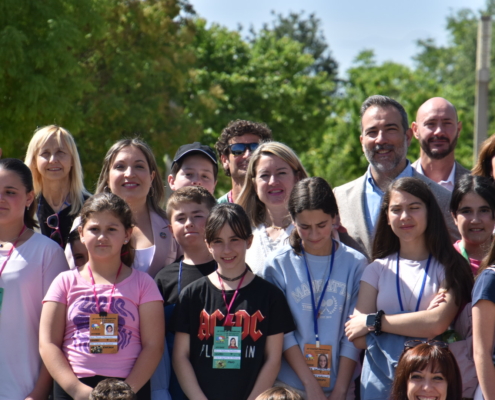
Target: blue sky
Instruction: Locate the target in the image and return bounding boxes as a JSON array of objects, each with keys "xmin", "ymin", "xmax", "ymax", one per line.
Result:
[{"xmin": 190, "ymin": 0, "xmax": 487, "ymax": 76}]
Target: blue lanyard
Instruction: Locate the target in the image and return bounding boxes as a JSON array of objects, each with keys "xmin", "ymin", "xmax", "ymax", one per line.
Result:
[
  {"xmin": 396, "ymin": 253, "xmax": 432, "ymax": 312},
  {"xmin": 301, "ymin": 240, "xmax": 336, "ymax": 347}
]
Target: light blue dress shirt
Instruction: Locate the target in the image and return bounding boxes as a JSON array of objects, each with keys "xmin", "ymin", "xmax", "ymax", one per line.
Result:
[{"xmin": 364, "ymin": 161, "xmax": 413, "ymax": 234}]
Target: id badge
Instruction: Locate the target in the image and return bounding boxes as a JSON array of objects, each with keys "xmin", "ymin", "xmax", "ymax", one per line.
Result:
[
  {"xmin": 304, "ymin": 344, "xmax": 332, "ymax": 387},
  {"xmin": 89, "ymin": 313, "xmax": 119, "ymax": 354},
  {"xmin": 0, "ymin": 287, "xmax": 4, "ymax": 313},
  {"xmin": 213, "ymin": 326, "xmax": 242, "ymax": 369}
]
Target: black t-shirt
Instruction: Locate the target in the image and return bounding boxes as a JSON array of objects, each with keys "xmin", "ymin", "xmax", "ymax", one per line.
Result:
[
  {"xmin": 37, "ymin": 194, "xmax": 86, "ymax": 246},
  {"xmin": 155, "ymin": 257, "xmax": 218, "ymax": 307},
  {"xmin": 171, "ymin": 275, "xmax": 296, "ymax": 400}
]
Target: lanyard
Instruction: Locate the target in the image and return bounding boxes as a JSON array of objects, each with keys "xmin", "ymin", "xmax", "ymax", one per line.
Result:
[
  {"xmin": 458, "ymin": 241, "xmax": 470, "ymax": 262},
  {"xmin": 0, "ymin": 225, "xmax": 27, "ymax": 278},
  {"xmin": 396, "ymin": 253, "xmax": 432, "ymax": 312},
  {"xmin": 301, "ymin": 239, "xmax": 336, "ymax": 347},
  {"xmin": 227, "ymin": 190, "xmax": 233, "ymax": 203},
  {"xmin": 218, "ymin": 269, "xmax": 247, "ymax": 326},
  {"xmin": 87, "ymin": 263, "xmax": 123, "ymax": 315}
]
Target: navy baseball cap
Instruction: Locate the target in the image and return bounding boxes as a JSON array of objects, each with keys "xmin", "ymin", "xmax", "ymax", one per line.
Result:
[{"xmin": 171, "ymin": 142, "xmax": 217, "ymax": 168}]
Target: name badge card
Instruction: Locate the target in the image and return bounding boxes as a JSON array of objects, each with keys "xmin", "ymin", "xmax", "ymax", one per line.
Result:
[
  {"xmin": 213, "ymin": 326, "xmax": 242, "ymax": 369},
  {"xmin": 89, "ymin": 313, "xmax": 119, "ymax": 354},
  {"xmin": 304, "ymin": 344, "xmax": 332, "ymax": 388}
]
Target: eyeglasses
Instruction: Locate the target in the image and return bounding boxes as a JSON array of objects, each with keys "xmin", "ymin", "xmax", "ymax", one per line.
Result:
[
  {"xmin": 46, "ymin": 213, "xmax": 64, "ymax": 248},
  {"xmin": 404, "ymin": 340, "xmax": 449, "ymax": 350},
  {"xmin": 229, "ymin": 143, "xmax": 259, "ymax": 156}
]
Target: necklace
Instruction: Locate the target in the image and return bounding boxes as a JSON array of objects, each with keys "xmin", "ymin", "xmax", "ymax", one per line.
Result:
[
  {"xmin": 216, "ymin": 265, "xmax": 249, "ymax": 282},
  {"xmin": 265, "ymin": 215, "xmax": 292, "ymax": 230}
]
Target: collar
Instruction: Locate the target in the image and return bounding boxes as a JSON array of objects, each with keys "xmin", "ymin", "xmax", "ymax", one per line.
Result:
[
  {"xmin": 365, "ymin": 160, "xmax": 413, "ymax": 193},
  {"xmin": 416, "ymin": 161, "xmax": 456, "ymax": 191}
]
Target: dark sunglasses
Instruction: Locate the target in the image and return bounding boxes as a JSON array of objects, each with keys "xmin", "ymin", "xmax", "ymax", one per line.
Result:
[
  {"xmin": 229, "ymin": 143, "xmax": 259, "ymax": 156},
  {"xmin": 404, "ymin": 339, "xmax": 449, "ymax": 350},
  {"xmin": 46, "ymin": 213, "xmax": 64, "ymax": 248}
]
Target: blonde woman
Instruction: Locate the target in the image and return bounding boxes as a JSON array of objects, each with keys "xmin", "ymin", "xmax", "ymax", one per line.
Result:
[
  {"xmin": 237, "ymin": 142, "xmax": 308, "ymax": 274},
  {"xmin": 25, "ymin": 125, "xmax": 90, "ymax": 247}
]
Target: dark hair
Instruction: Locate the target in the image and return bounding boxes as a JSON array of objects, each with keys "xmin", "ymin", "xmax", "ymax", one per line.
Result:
[
  {"xmin": 472, "ymin": 134, "xmax": 495, "ymax": 178},
  {"xmin": 318, "ymin": 354, "xmax": 328, "ymax": 368},
  {"xmin": 360, "ymin": 95, "xmax": 409, "ymax": 134},
  {"xmin": 79, "ymin": 193, "xmax": 135, "ymax": 266},
  {"xmin": 255, "ymin": 387, "xmax": 304, "ymax": 400},
  {"xmin": 288, "ymin": 177, "xmax": 338, "ymax": 255},
  {"xmin": 68, "ymin": 229, "xmax": 81, "ymax": 245},
  {"xmin": 0, "ymin": 158, "xmax": 38, "ymax": 229},
  {"xmin": 215, "ymin": 120, "xmax": 273, "ymax": 177},
  {"xmin": 166, "ymin": 186, "xmax": 217, "ymax": 221},
  {"xmin": 391, "ymin": 343, "xmax": 462, "ymax": 400},
  {"xmin": 372, "ymin": 177, "xmax": 473, "ymax": 306},
  {"xmin": 450, "ymin": 174, "xmax": 495, "ymax": 217},
  {"xmin": 205, "ymin": 203, "xmax": 252, "ymax": 244},
  {"xmin": 95, "ymin": 138, "xmax": 167, "ymax": 219},
  {"xmin": 89, "ymin": 378, "xmax": 136, "ymax": 400},
  {"xmin": 169, "ymin": 152, "xmax": 218, "ymax": 181}
]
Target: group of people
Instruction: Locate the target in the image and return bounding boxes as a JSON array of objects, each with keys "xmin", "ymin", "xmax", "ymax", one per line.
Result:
[{"xmin": 3, "ymin": 94, "xmax": 495, "ymax": 400}]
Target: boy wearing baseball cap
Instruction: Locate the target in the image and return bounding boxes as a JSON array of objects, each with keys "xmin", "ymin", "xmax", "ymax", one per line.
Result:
[{"xmin": 167, "ymin": 142, "xmax": 218, "ymax": 195}]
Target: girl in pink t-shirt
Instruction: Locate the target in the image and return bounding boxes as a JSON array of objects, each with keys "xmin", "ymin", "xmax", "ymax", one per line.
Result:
[
  {"xmin": 40, "ymin": 193, "xmax": 164, "ymax": 400},
  {"xmin": 450, "ymin": 174, "xmax": 495, "ymax": 275}
]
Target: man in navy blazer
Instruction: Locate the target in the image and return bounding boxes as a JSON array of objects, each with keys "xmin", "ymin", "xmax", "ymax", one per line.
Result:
[{"xmin": 334, "ymin": 95, "xmax": 459, "ymax": 259}]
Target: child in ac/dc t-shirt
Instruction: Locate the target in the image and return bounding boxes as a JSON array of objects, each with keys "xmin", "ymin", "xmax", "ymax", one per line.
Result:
[{"xmin": 171, "ymin": 203, "xmax": 295, "ymax": 400}]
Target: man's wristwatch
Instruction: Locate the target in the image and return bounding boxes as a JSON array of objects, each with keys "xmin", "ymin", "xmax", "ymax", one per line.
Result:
[{"xmin": 366, "ymin": 310, "xmax": 385, "ymax": 336}]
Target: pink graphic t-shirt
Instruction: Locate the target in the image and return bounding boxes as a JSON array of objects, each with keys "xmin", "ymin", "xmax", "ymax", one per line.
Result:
[{"xmin": 43, "ymin": 268, "xmax": 162, "ymax": 378}]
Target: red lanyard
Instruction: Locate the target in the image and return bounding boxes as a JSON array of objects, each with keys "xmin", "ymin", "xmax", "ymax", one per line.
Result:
[
  {"xmin": 87, "ymin": 263, "xmax": 123, "ymax": 315},
  {"xmin": 218, "ymin": 271, "xmax": 246, "ymax": 326},
  {"xmin": 0, "ymin": 225, "xmax": 27, "ymax": 278}
]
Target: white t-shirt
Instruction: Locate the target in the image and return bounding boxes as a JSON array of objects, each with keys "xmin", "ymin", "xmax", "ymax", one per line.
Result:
[
  {"xmin": 361, "ymin": 253, "xmax": 446, "ymax": 313},
  {"xmin": 0, "ymin": 233, "xmax": 68, "ymax": 400},
  {"xmin": 246, "ymin": 224, "xmax": 294, "ymax": 275}
]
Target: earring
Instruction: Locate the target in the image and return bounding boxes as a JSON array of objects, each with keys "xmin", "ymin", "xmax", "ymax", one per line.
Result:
[
  {"xmin": 148, "ymin": 186, "xmax": 155, "ymax": 197},
  {"xmin": 26, "ymin": 204, "xmax": 30, "ymax": 211},
  {"xmin": 81, "ymin": 239, "xmax": 85, "ymax": 243},
  {"xmin": 124, "ymin": 240, "xmax": 128, "ymax": 244}
]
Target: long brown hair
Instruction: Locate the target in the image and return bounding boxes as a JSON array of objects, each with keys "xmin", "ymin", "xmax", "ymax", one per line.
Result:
[
  {"xmin": 95, "ymin": 138, "xmax": 167, "ymax": 219},
  {"xmin": 372, "ymin": 177, "xmax": 473, "ymax": 306},
  {"xmin": 472, "ymin": 134, "xmax": 495, "ymax": 178}
]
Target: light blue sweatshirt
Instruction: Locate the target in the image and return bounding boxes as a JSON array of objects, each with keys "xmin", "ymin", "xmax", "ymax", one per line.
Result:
[{"xmin": 260, "ymin": 242, "xmax": 367, "ymax": 394}]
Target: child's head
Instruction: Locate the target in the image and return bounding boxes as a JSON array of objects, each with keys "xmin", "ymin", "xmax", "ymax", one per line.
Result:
[
  {"xmin": 450, "ymin": 174, "xmax": 495, "ymax": 248},
  {"xmin": 288, "ymin": 177, "xmax": 338, "ymax": 255},
  {"xmin": 205, "ymin": 203, "xmax": 252, "ymax": 245},
  {"xmin": 78, "ymin": 193, "xmax": 134, "ymax": 266},
  {"xmin": 168, "ymin": 142, "xmax": 218, "ymax": 195},
  {"xmin": 204, "ymin": 204, "xmax": 253, "ymax": 268},
  {"xmin": 68, "ymin": 229, "xmax": 89, "ymax": 267},
  {"xmin": 255, "ymin": 387, "xmax": 304, "ymax": 400},
  {"xmin": 166, "ymin": 186, "xmax": 217, "ymax": 249},
  {"xmin": 89, "ymin": 378, "xmax": 136, "ymax": 400}
]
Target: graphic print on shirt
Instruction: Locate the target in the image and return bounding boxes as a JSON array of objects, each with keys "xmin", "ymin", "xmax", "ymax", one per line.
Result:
[
  {"xmin": 197, "ymin": 309, "xmax": 265, "ymax": 341},
  {"xmin": 290, "ymin": 279, "xmax": 347, "ymax": 319},
  {"xmin": 68, "ymin": 295, "xmax": 136, "ymax": 353}
]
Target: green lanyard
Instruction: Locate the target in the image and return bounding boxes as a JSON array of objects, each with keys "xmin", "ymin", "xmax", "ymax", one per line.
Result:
[{"xmin": 458, "ymin": 241, "xmax": 469, "ymax": 262}]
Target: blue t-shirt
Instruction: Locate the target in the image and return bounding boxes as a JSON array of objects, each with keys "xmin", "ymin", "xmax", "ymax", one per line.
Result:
[{"xmin": 472, "ymin": 268, "xmax": 495, "ymax": 363}]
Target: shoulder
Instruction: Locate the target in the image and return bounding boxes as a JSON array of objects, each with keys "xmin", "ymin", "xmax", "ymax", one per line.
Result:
[
  {"xmin": 334, "ymin": 174, "xmax": 366, "ymax": 196},
  {"xmin": 27, "ymin": 233, "xmax": 66, "ymax": 259},
  {"xmin": 155, "ymin": 261, "xmax": 180, "ymax": 281},
  {"xmin": 473, "ymin": 268, "xmax": 495, "ymax": 305},
  {"xmin": 455, "ymin": 161, "xmax": 471, "ymax": 176},
  {"xmin": 217, "ymin": 192, "xmax": 229, "ymax": 203},
  {"xmin": 338, "ymin": 242, "xmax": 367, "ymax": 262},
  {"xmin": 250, "ymin": 276, "xmax": 287, "ymax": 299},
  {"xmin": 412, "ymin": 171, "xmax": 451, "ymax": 199}
]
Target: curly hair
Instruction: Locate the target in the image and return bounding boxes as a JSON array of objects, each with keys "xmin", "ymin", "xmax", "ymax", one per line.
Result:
[{"xmin": 215, "ymin": 120, "xmax": 272, "ymax": 177}]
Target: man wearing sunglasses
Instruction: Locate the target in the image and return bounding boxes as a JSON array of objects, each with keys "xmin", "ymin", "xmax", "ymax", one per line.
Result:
[{"xmin": 215, "ymin": 120, "xmax": 272, "ymax": 204}]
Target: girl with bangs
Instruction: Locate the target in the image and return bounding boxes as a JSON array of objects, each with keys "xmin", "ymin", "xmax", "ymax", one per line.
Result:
[{"xmin": 172, "ymin": 203, "xmax": 295, "ymax": 400}]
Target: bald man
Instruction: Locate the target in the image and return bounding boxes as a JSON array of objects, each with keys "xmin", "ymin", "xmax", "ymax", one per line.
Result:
[{"xmin": 411, "ymin": 97, "xmax": 470, "ymax": 191}]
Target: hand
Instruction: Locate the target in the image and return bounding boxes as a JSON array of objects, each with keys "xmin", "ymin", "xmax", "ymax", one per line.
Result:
[
  {"xmin": 72, "ymin": 384, "xmax": 93, "ymax": 400},
  {"xmin": 304, "ymin": 381, "xmax": 328, "ymax": 400},
  {"xmin": 345, "ymin": 314, "xmax": 369, "ymax": 341},
  {"xmin": 327, "ymin": 390, "xmax": 346, "ymax": 400},
  {"xmin": 426, "ymin": 290, "xmax": 447, "ymax": 311}
]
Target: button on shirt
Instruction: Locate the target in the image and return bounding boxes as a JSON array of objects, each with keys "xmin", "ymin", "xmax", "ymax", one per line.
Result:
[
  {"xmin": 364, "ymin": 161, "xmax": 414, "ymax": 234},
  {"xmin": 415, "ymin": 162, "xmax": 456, "ymax": 192}
]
